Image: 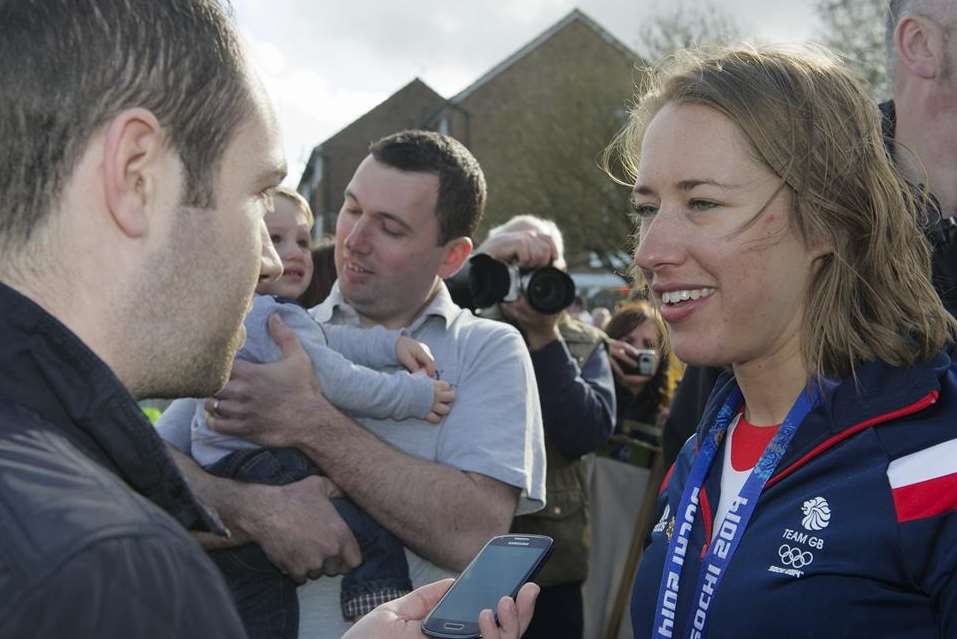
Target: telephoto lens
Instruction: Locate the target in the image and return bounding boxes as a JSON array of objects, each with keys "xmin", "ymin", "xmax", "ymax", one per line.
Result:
[
  {"xmin": 520, "ymin": 267, "xmax": 576, "ymax": 314},
  {"xmin": 467, "ymin": 254, "xmax": 513, "ymax": 308}
]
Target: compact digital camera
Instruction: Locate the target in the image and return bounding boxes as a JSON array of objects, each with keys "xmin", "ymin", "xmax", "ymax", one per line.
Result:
[{"xmin": 620, "ymin": 348, "xmax": 659, "ymax": 376}]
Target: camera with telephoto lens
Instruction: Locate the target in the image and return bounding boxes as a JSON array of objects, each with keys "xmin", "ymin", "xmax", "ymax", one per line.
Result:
[
  {"xmin": 446, "ymin": 253, "xmax": 577, "ymax": 315},
  {"xmin": 620, "ymin": 348, "xmax": 659, "ymax": 376}
]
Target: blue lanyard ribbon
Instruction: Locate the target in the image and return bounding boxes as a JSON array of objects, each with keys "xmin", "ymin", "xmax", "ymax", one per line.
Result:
[{"xmin": 652, "ymin": 383, "xmax": 816, "ymax": 639}]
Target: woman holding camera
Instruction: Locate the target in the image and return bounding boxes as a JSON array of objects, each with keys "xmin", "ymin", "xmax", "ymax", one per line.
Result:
[
  {"xmin": 611, "ymin": 46, "xmax": 957, "ymax": 638},
  {"xmin": 604, "ymin": 301, "xmax": 680, "ymax": 463}
]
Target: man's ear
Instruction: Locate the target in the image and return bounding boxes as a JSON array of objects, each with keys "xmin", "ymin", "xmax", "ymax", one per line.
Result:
[
  {"xmin": 437, "ymin": 236, "xmax": 474, "ymax": 279},
  {"xmin": 896, "ymin": 15, "xmax": 941, "ymax": 80},
  {"xmin": 101, "ymin": 108, "xmax": 168, "ymax": 238}
]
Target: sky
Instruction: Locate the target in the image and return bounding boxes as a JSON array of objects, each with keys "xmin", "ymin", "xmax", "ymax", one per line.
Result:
[{"xmin": 231, "ymin": 0, "xmax": 826, "ymax": 186}]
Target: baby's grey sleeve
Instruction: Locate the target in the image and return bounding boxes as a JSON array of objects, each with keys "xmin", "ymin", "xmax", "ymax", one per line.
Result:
[
  {"xmin": 241, "ymin": 296, "xmax": 286, "ymax": 364},
  {"xmin": 154, "ymin": 398, "xmax": 201, "ymax": 455},
  {"xmin": 321, "ymin": 323, "xmax": 402, "ymax": 370},
  {"xmin": 307, "ymin": 347, "xmax": 436, "ymax": 420},
  {"xmin": 270, "ymin": 307, "xmax": 433, "ymax": 420}
]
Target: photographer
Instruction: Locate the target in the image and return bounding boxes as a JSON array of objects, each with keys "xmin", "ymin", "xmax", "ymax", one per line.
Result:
[
  {"xmin": 475, "ymin": 215, "xmax": 615, "ymax": 639},
  {"xmin": 604, "ymin": 301, "xmax": 681, "ymax": 465}
]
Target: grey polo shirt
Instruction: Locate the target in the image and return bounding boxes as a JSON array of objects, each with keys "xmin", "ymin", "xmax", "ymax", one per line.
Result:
[{"xmin": 298, "ymin": 280, "xmax": 546, "ymax": 638}]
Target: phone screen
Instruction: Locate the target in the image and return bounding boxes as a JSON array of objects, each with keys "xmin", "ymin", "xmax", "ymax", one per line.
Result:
[{"xmin": 430, "ymin": 544, "xmax": 546, "ymax": 623}]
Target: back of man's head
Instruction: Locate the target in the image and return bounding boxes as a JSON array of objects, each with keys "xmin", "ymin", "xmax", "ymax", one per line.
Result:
[
  {"xmin": 369, "ymin": 130, "xmax": 486, "ymax": 245},
  {"xmin": 0, "ymin": 0, "xmax": 252, "ymax": 260},
  {"xmin": 885, "ymin": 0, "xmax": 950, "ymax": 81}
]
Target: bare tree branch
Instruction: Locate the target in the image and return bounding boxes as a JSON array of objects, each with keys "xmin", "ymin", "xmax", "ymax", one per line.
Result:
[
  {"xmin": 815, "ymin": 0, "xmax": 890, "ymax": 99},
  {"xmin": 635, "ymin": 1, "xmax": 743, "ymax": 64}
]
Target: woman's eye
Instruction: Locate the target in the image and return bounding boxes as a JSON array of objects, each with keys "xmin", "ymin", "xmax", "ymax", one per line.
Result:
[
  {"xmin": 269, "ymin": 234, "xmax": 281, "ymax": 244},
  {"xmin": 689, "ymin": 199, "xmax": 718, "ymax": 211}
]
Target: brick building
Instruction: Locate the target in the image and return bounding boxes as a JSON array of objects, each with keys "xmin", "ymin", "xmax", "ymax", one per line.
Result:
[
  {"xmin": 298, "ymin": 78, "xmax": 446, "ymax": 235},
  {"xmin": 298, "ymin": 9, "xmax": 640, "ymax": 264}
]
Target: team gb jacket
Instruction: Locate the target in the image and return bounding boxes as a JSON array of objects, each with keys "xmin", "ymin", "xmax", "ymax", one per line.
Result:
[{"xmin": 631, "ymin": 352, "xmax": 957, "ymax": 639}]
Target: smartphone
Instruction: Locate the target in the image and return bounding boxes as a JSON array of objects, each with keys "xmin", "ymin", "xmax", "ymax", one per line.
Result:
[{"xmin": 422, "ymin": 534, "xmax": 553, "ymax": 639}]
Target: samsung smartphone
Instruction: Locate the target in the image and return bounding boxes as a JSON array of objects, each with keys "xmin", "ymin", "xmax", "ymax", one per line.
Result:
[{"xmin": 422, "ymin": 534, "xmax": 553, "ymax": 639}]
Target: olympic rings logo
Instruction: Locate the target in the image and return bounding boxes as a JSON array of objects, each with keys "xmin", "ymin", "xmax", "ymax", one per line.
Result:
[{"xmin": 778, "ymin": 544, "xmax": 814, "ymax": 568}]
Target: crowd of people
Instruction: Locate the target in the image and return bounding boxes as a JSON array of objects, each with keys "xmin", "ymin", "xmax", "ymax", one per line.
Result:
[{"xmin": 1, "ymin": 1, "xmax": 955, "ymax": 639}]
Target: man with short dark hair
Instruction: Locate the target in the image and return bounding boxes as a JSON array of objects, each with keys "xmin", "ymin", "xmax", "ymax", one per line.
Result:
[
  {"xmin": 167, "ymin": 130, "xmax": 547, "ymax": 637},
  {"xmin": 369, "ymin": 129, "xmax": 487, "ymax": 244},
  {"xmin": 0, "ymin": 1, "xmax": 282, "ymax": 636}
]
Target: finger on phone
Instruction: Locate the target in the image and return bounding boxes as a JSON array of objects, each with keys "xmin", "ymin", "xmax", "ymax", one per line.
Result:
[
  {"xmin": 515, "ymin": 582, "xmax": 540, "ymax": 635},
  {"xmin": 496, "ymin": 595, "xmax": 519, "ymax": 637},
  {"xmin": 389, "ymin": 579, "xmax": 453, "ymax": 618},
  {"xmin": 478, "ymin": 608, "xmax": 500, "ymax": 638}
]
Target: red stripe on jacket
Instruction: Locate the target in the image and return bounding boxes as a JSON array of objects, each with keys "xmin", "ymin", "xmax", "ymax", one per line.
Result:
[
  {"xmin": 892, "ymin": 472, "xmax": 957, "ymax": 522},
  {"xmin": 766, "ymin": 391, "xmax": 939, "ymax": 490}
]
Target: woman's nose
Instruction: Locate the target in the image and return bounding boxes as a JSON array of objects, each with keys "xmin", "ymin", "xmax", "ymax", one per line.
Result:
[{"xmin": 634, "ymin": 209, "xmax": 684, "ymax": 274}]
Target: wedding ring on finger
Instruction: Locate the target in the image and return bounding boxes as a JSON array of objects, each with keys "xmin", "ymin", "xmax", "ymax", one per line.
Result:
[{"xmin": 212, "ymin": 398, "xmax": 221, "ymax": 417}]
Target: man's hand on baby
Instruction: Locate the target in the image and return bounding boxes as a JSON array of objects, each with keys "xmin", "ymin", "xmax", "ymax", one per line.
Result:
[
  {"xmin": 317, "ymin": 475, "xmax": 344, "ymax": 499},
  {"xmin": 426, "ymin": 380, "xmax": 455, "ymax": 423},
  {"xmin": 395, "ymin": 335, "xmax": 436, "ymax": 376},
  {"xmin": 241, "ymin": 476, "xmax": 361, "ymax": 584}
]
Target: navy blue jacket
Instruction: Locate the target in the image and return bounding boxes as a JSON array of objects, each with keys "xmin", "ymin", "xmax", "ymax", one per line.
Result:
[
  {"xmin": 0, "ymin": 282, "xmax": 246, "ymax": 637},
  {"xmin": 528, "ymin": 335, "xmax": 616, "ymax": 459},
  {"xmin": 632, "ymin": 354, "xmax": 957, "ymax": 638}
]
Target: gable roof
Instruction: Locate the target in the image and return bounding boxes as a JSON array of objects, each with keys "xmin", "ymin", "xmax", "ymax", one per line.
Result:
[
  {"xmin": 317, "ymin": 77, "xmax": 445, "ymax": 149},
  {"xmin": 450, "ymin": 8, "xmax": 637, "ymax": 103},
  {"xmin": 298, "ymin": 77, "xmax": 444, "ymax": 192}
]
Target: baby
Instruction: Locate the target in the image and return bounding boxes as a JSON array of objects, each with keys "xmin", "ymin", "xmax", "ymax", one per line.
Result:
[{"xmin": 157, "ymin": 187, "xmax": 453, "ymax": 638}]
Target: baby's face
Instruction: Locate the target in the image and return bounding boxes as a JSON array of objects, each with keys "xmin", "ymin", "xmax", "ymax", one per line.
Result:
[{"xmin": 257, "ymin": 197, "xmax": 314, "ymax": 299}]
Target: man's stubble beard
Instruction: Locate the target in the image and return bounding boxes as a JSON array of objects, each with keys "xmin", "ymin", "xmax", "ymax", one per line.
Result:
[{"xmin": 127, "ymin": 206, "xmax": 254, "ymax": 400}]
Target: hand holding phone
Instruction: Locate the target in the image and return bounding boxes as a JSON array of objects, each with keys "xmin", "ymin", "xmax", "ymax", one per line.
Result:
[
  {"xmin": 341, "ymin": 578, "xmax": 539, "ymax": 639},
  {"xmin": 422, "ymin": 535, "xmax": 553, "ymax": 639}
]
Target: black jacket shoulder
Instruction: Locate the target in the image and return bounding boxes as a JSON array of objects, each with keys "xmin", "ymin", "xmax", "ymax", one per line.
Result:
[{"xmin": 0, "ymin": 401, "xmax": 245, "ymax": 639}]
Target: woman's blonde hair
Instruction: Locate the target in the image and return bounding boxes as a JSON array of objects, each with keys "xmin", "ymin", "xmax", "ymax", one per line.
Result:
[
  {"xmin": 606, "ymin": 45, "xmax": 956, "ymax": 380},
  {"xmin": 274, "ymin": 186, "xmax": 314, "ymax": 230}
]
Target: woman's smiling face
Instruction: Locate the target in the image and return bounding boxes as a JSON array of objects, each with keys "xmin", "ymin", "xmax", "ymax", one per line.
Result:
[{"xmin": 633, "ymin": 102, "xmax": 823, "ymax": 371}]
